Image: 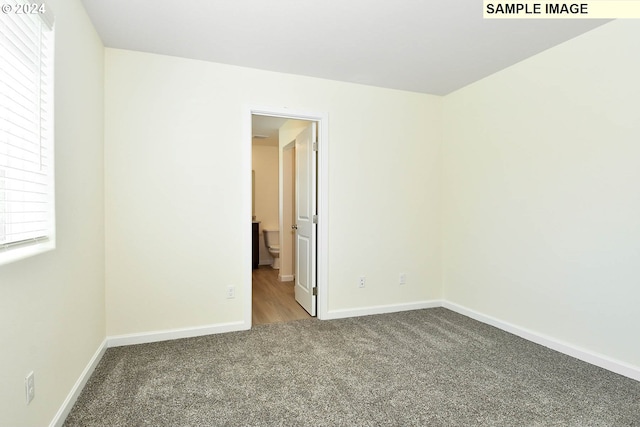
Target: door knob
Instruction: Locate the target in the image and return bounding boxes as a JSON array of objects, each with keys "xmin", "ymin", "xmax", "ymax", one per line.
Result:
[{"xmin": 291, "ymin": 224, "xmax": 298, "ymax": 230}]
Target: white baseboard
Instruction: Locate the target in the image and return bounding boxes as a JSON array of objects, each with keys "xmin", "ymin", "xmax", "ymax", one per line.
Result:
[
  {"xmin": 442, "ymin": 301, "xmax": 640, "ymax": 382},
  {"xmin": 278, "ymin": 274, "xmax": 294, "ymax": 282},
  {"xmin": 325, "ymin": 300, "xmax": 442, "ymax": 320},
  {"xmin": 107, "ymin": 320, "xmax": 248, "ymax": 347},
  {"xmin": 49, "ymin": 339, "xmax": 107, "ymax": 427}
]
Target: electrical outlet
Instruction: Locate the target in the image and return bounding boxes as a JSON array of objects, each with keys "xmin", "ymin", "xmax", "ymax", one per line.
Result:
[
  {"xmin": 399, "ymin": 273, "xmax": 407, "ymax": 285},
  {"xmin": 358, "ymin": 276, "xmax": 366, "ymax": 288},
  {"xmin": 226, "ymin": 285, "xmax": 235, "ymax": 299},
  {"xmin": 25, "ymin": 371, "xmax": 34, "ymax": 404}
]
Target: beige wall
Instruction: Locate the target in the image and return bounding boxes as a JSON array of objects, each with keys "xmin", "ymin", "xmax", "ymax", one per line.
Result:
[
  {"xmin": 104, "ymin": 49, "xmax": 443, "ymax": 335},
  {"xmin": 0, "ymin": 0, "xmax": 105, "ymax": 425},
  {"xmin": 252, "ymin": 144, "xmax": 279, "ymax": 264},
  {"xmin": 442, "ymin": 20, "xmax": 640, "ymax": 368}
]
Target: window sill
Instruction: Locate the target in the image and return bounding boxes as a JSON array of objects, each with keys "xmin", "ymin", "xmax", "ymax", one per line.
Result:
[{"xmin": 0, "ymin": 240, "xmax": 56, "ymax": 266}]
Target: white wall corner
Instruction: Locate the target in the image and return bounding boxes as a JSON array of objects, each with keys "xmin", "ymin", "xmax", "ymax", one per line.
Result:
[
  {"xmin": 442, "ymin": 301, "xmax": 640, "ymax": 382},
  {"xmin": 49, "ymin": 339, "xmax": 108, "ymax": 427}
]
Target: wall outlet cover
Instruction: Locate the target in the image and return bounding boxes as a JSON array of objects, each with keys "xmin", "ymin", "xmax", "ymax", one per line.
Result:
[{"xmin": 227, "ymin": 285, "xmax": 235, "ymax": 299}]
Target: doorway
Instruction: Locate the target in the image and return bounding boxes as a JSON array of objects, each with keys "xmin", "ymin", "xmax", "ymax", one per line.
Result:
[{"xmin": 247, "ymin": 108, "xmax": 327, "ymax": 327}]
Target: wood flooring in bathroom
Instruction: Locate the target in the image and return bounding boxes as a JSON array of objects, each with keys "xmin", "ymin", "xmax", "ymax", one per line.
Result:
[{"xmin": 252, "ymin": 266, "xmax": 312, "ymax": 326}]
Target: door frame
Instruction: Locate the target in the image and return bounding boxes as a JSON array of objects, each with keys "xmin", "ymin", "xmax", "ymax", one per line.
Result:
[
  {"xmin": 243, "ymin": 106, "xmax": 329, "ymax": 326},
  {"xmin": 281, "ymin": 139, "xmax": 296, "ymax": 283}
]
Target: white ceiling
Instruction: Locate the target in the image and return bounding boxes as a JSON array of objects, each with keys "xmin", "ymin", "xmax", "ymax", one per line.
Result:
[{"xmin": 81, "ymin": 0, "xmax": 607, "ymax": 96}]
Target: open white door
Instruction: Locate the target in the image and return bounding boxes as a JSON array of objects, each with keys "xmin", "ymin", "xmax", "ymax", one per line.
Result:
[{"xmin": 293, "ymin": 123, "xmax": 317, "ymax": 316}]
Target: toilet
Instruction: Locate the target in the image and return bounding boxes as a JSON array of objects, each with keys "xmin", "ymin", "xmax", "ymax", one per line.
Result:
[{"xmin": 262, "ymin": 229, "xmax": 280, "ymax": 269}]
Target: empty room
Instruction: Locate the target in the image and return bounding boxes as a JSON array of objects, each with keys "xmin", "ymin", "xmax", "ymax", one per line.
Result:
[{"xmin": 1, "ymin": 0, "xmax": 639, "ymax": 426}]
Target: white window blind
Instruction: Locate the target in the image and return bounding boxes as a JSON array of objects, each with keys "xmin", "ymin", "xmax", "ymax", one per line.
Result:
[{"xmin": 0, "ymin": 1, "xmax": 55, "ymax": 254}]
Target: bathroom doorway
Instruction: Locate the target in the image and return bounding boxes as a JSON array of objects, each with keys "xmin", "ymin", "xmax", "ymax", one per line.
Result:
[{"xmin": 249, "ymin": 110, "xmax": 324, "ymax": 325}]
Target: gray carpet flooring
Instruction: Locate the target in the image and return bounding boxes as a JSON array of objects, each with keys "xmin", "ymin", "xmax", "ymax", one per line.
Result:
[{"xmin": 64, "ymin": 308, "xmax": 640, "ymax": 426}]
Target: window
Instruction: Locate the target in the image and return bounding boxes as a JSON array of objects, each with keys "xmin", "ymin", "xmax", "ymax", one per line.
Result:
[{"xmin": 0, "ymin": 1, "xmax": 55, "ymax": 264}]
